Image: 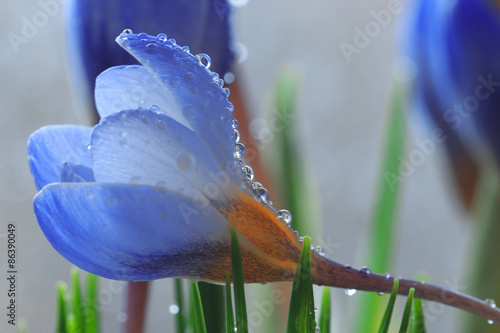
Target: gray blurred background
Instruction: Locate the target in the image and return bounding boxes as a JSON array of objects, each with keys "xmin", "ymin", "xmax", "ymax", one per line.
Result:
[{"xmin": 0, "ymin": 0, "xmax": 471, "ymax": 332}]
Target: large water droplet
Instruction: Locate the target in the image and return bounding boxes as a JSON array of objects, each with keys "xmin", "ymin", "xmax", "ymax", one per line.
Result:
[
  {"xmin": 196, "ymin": 53, "xmax": 212, "ymax": 69},
  {"xmin": 149, "ymin": 105, "xmax": 160, "ymax": 113},
  {"xmin": 278, "ymin": 209, "xmax": 292, "ymax": 226},
  {"xmin": 138, "ymin": 32, "xmax": 148, "ymax": 40},
  {"xmin": 345, "ymin": 289, "xmax": 357, "ymax": 296},
  {"xmin": 251, "ymin": 182, "xmax": 263, "ymax": 190},
  {"xmin": 359, "ymin": 267, "xmax": 372, "ymax": 278},
  {"xmin": 254, "ymin": 187, "xmax": 269, "ymax": 203},
  {"xmin": 146, "ymin": 43, "xmax": 158, "ymax": 54},
  {"xmin": 177, "ymin": 152, "xmax": 194, "ymax": 172},
  {"xmin": 157, "ymin": 33, "xmax": 167, "ymax": 42},
  {"xmin": 122, "ymin": 29, "xmax": 133, "ymax": 34},
  {"xmin": 241, "ymin": 165, "xmax": 254, "ymax": 180},
  {"xmin": 235, "ymin": 143, "xmax": 245, "ymax": 159}
]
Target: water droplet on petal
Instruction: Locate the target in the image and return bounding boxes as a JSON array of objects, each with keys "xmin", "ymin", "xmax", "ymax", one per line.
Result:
[
  {"xmin": 182, "ymin": 45, "xmax": 190, "ymax": 52},
  {"xmin": 149, "ymin": 105, "xmax": 160, "ymax": 113},
  {"xmin": 251, "ymin": 182, "xmax": 263, "ymax": 190},
  {"xmin": 232, "ymin": 119, "xmax": 239, "ymax": 129},
  {"xmin": 138, "ymin": 32, "xmax": 148, "ymax": 40},
  {"xmin": 196, "ymin": 53, "xmax": 212, "ymax": 69},
  {"xmin": 157, "ymin": 33, "xmax": 167, "ymax": 42},
  {"xmin": 122, "ymin": 29, "xmax": 133, "ymax": 34},
  {"xmin": 234, "ymin": 129, "xmax": 240, "ymax": 142},
  {"xmin": 241, "ymin": 165, "xmax": 254, "ymax": 180},
  {"xmin": 223, "ymin": 87, "xmax": 230, "ymax": 97},
  {"xmin": 345, "ymin": 289, "xmax": 357, "ymax": 296},
  {"xmin": 278, "ymin": 209, "xmax": 292, "ymax": 226},
  {"xmin": 145, "ymin": 43, "xmax": 158, "ymax": 54},
  {"xmin": 359, "ymin": 267, "xmax": 372, "ymax": 278},
  {"xmin": 177, "ymin": 152, "xmax": 195, "ymax": 172},
  {"xmin": 254, "ymin": 187, "xmax": 269, "ymax": 203},
  {"xmin": 235, "ymin": 143, "xmax": 245, "ymax": 159},
  {"xmin": 155, "ymin": 180, "xmax": 168, "ymax": 193}
]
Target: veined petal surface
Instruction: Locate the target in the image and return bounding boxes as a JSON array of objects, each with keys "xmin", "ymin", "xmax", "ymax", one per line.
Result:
[{"xmin": 28, "ymin": 125, "xmax": 92, "ymax": 189}]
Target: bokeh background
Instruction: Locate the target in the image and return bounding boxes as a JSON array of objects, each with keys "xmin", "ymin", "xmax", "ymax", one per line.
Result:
[{"xmin": 0, "ymin": 0, "xmax": 472, "ymax": 332}]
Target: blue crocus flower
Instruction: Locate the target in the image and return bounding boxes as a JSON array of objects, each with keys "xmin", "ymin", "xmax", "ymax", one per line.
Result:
[
  {"xmin": 67, "ymin": 0, "xmax": 233, "ymax": 119},
  {"xmin": 29, "ymin": 31, "xmax": 303, "ymax": 282},
  {"xmin": 408, "ymin": 0, "xmax": 500, "ymax": 202}
]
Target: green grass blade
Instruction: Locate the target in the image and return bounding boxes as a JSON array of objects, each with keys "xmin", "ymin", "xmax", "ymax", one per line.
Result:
[
  {"xmin": 56, "ymin": 282, "xmax": 68, "ymax": 333},
  {"xmin": 399, "ymin": 288, "xmax": 415, "ymax": 333},
  {"xmin": 356, "ymin": 82, "xmax": 407, "ymax": 332},
  {"xmin": 230, "ymin": 227, "xmax": 248, "ymax": 333},
  {"xmin": 174, "ymin": 279, "xmax": 185, "ymax": 333},
  {"xmin": 378, "ymin": 278, "xmax": 400, "ymax": 333},
  {"xmin": 318, "ymin": 287, "xmax": 331, "ymax": 333},
  {"xmin": 70, "ymin": 268, "xmax": 85, "ymax": 333},
  {"xmin": 190, "ymin": 283, "xmax": 207, "ymax": 333},
  {"xmin": 286, "ymin": 236, "xmax": 316, "ymax": 333},
  {"xmin": 225, "ymin": 270, "xmax": 235, "ymax": 333},
  {"xmin": 198, "ymin": 282, "xmax": 225, "ymax": 333},
  {"xmin": 271, "ymin": 66, "xmax": 317, "ymax": 237},
  {"xmin": 85, "ymin": 274, "xmax": 98, "ymax": 333},
  {"xmin": 463, "ymin": 166, "xmax": 500, "ymax": 332},
  {"xmin": 409, "ymin": 298, "xmax": 426, "ymax": 333}
]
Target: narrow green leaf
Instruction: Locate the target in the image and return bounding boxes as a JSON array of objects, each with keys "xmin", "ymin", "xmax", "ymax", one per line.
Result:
[
  {"xmin": 357, "ymin": 82, "xmax": 407, "ymax": 332},
  {"xmin": 271, "ymin": 66, "xmax": 317, "ymax": 237},
  {"xmin": 409, "ymin": 298, "xmax": 426, "ymax": 333},
  {"xmin": 66, "ymin": 314, "xmax": 77, "ymax": 333},
  {"xmin": 198, "ymin": 282, "xmax": 225, "ymax": 333},
  {"xmin": 190, "ymin": 283, "xmax": 207, "ymax": 333},
  {"xmin": 56, "ymin": 282, "xmax": 68, "ymax": 333},
  {"xmin": 174, "ymin": 279, "xmax": 186, "ymax": 333},
  {"xmin": 225, "ymin": 270, "xmax": 235, "ymax": 333},
  {"xmin": 70, "ymin": 268, "xmax": 85, "ymax": 333},
  {"xmin": 378, "ymin": 278, "xmax": 400, "ymax": 333},
  {"xmin": 230, "ymin": 227, "xmax": 248, "ymax": 333},
  {"xmin": 399, "ymin": 288, "xmax": 415, "ymax": 333},
  {"xmin": 318, "ymin": 287, "xmax": 331, "ymax": 333},
  {"xmin": 287, "ymin": 236, "xmax": 316, "ymax": 333},
  {"xmin": 85, "ymin": 274, "xmax": 98, "ymax": 333}
]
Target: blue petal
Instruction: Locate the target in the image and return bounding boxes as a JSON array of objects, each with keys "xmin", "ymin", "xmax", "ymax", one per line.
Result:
[
  {"xmin": 66, "ymin": 0, "xmax": 233, "ymax": 120},
  {"xmin": 28, "ymin": 125, "xmax": 92, "ymax": 189},
  {"xmin": 116, "ymin": 32, "xmax": 239, "ymax": 175},
  {"xmin": 60, "ymin": 161, "xmax": 95, "ymax": 183},
  {"xmin": 34, "ymin": 183, "xmax": 232, "ymax": 280},
  {"xmin": 90, "ymin": 109, "xmax": 234, "ymax": 201},
  {"xmin": 95, "ymin": 65, "xmax": 190, "ymax": 129}
]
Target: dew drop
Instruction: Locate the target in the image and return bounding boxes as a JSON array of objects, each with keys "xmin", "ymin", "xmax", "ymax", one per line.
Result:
[
  {"xmin": 359, "ymin": 267, "xmax": 372, "ymax": 278},
  {"xmin": 196, "ymin": 53, "xmax": 212, "ymax": 69},
  {"xmin": 234, "ymin": 143, "xmax": 246, "ymax": 159},
  {"xmin": 149, "ymin": 105, "xmax": 160, "ymax": 113},
  {"xmin": 486, "ymin": 298, "xmax": 497, "ymax": 308},
  {"xmin": 129, "ymin": 176, "xmax": 143, "ymax": 189},
  {"xmin": 241, "ymin": 165, "xmax": 254, "ymax": 181},
  {"xmin": 138, "ymin": 32, "xmax": 148, "ymax": 39},
  {"xmin": 157, "ymin": 33, "xmax": 167, "ymax": 42},
  {"xmin": 254, "ymin": 187, "xmax": 269, "ymax": 203},
  {"xmin": 182, "ymin": 45, "xmax": 190, "ymax": 52},
  {"xmin": 184, "ymin": 72, "xmax": 195, "ymax": 84},
  {"xmin": 385, "ymin": 273, "xmax": 391, "ymax": 279},
  {"xmin": 232, "ymin": 119, "xmax": 239, "ymax": 129},
  {"xmin": 251, "ymin": 182, "xmax": 263, "ymax": 190},
  {"xmin": 156, "ymin": 120, "xmax": 166, "ymax": 130},
  {"xmin": 345, "ymin": 289, "xmax": 357, "ymax": 296},
  {"xmin": 315, "ymin": 246, "xmax": 324, "ymax": 256},
  {"xmin": 170, "ymin": 38, "xmax": 176, "ymax": 44},
  {"xmin": 177, "ymin": 152, "xmax": 195, "ymax": 172},
  {"xmin": 234, "ymin": 129, "xmax": 240, "ymax": 142},
  {"xmin": 169, "ymin": 75, "xmax": 181, "ymax": 87},
  {"xmin": 227, "ymin": 102, "xmax": 234, "ymax": 112},
  {"xmin": 169, "ymin": 304, "xmax": 180, "ymax": 315},
  {"xmin": 122, "ymin": 29, "xmax": 133, "ymax": 34},
  {"xmin": 223, "ymin": 87, "xmax": 230, "ymax": 97},
  {"xmin": 145, "ymin": 43, "xmax": 158, "ymax": 54},
  {"xmin": 155, "ymin": 180, "xmax": 168, "ymax": 194},
  {"xmin": 278, "ymin": 209, "xmax": 292, "ymax": 225}
]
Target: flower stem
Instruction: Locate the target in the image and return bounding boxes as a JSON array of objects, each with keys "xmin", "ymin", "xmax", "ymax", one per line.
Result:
[
  {"xmin": 311, "ymin": 252, "xmax": 500, "ymax": 325},
  {"xmin": 123, "ymin": 281, "xmax": 149, "ymax": 333}
]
